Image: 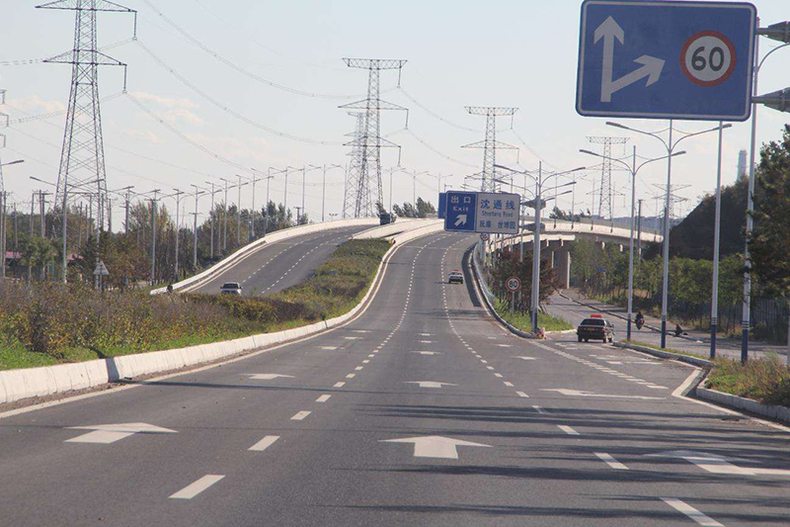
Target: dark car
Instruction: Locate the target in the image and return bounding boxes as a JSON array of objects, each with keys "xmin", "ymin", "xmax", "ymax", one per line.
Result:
[
  {"xmin": 379, "ymin": 212, "xmax": 396, "ymax": 225},
  {"xmin": 577, "ymin": 315, "xmax": 615, "ymax": 343}
]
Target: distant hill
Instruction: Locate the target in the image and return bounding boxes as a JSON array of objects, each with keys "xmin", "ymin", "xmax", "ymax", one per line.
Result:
[{"xmin": 643, "ymin": 178, "xmax": 747, "ymax": 260}]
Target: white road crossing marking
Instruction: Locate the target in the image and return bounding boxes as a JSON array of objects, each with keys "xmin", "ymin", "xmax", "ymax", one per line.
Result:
[
  {"xmin": 316, "ymin": 394, "xmax": 332, "ymax": 403},
  {"xmin": 381, "ymin": 435, "xmax": 491, "ymax": 459},
  {"xmin": 649, "ymin": 450, "xmax": 790, "ymax": 477},
  {"xmin": 661, "ymin": 498, "xmax": 724, "ymax": 526},
  {"xmin": 333, "ymin": 382, "xmax": 345, "ymax": 388},
  {"xmin": 558, "ymin": 425, "xmax": 580, "ymax": 436},
  {"xmin": 169, "ymin": 475, "xmax": 224, "ymax": 500},
  {"xmin": 595, "ymin": 452, "xmax": 629, "ymax": 470},
  {"xmin": 65, "ymin": 422, "xmax": 177, "ymax": 444},
  {"xmin": 404, "ymin": 381, "xmax": 457, "ymax": 389},
  {"xmin": 543, "ymin": 388, "xmax": 664, "ymax": 400},
  {"xmin": 249, "ymin": 435, "xmax": 280, "ymax": 452},
  {"xmin": 291, "ymin": 411, "xmax": 311, "ymax": 421}
]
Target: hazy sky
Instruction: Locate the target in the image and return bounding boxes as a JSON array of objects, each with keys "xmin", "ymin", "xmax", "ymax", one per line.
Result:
[{"xmin": 1, "ymin": 0, "xmax": 789, "ymax": 227}]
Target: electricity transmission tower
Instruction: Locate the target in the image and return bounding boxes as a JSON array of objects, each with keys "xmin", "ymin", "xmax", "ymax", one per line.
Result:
[
  {"xmin": 463, "ymin": 107, "xmax": 518, "ymax": 193},
  {"xmin": 342, "ymin": 112, "xmax": 366, "ymax": 219},
  {"xmin": 340, "ymin": 58, "xmax": 408, "ymax": 218},
  {"xmin": 37, "ymin": 0, "xmax": 137, "ymax": 236},
  {"xmin": 587, "ymin": 136, "xmax": 628, "ymax": 220}
]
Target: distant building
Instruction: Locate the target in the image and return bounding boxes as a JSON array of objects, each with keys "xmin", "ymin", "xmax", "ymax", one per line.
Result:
[{"xmin": 737, "ymin": 149, "xmax": 748, "ymax": 181}]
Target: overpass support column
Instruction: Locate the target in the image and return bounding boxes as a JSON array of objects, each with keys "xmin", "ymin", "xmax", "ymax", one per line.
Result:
[{"xmin": 555, "ymin": 246, "xmax": 571, "ymax": 289}]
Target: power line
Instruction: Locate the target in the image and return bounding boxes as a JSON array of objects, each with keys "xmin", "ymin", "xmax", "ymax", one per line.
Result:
[
  {"xmin": 141, "ymin": 0, "xmax": 363, "ymax": 100},
  {"xmin": 135, "ymin": 39, "xmax": 342, "ymax": 146},
  {"xmin": 0, "ymin": 37, "xmax": 136, "ymax": 67}
]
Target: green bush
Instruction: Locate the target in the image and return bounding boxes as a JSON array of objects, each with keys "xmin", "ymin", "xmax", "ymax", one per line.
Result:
[{"xmin": 708, "ymin": 355, "xmax": 790, "ymax": 407}]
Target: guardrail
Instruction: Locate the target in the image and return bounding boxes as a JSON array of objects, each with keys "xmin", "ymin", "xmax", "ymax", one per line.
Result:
[{"xmin": 151, "ymin": 218, "xmax": 378, "ymax": 295}]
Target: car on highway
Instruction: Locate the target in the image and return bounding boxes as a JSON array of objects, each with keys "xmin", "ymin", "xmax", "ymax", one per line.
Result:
[
  {"xmin": 576, "ymin": 314, "xmax": 615, "ymax": 343},
  {"xmin": 448, "ymin": 270, "xmax": 464, "ymax": 284},
  {"xmin": 220, "ymin": 282, "xmax": 243, "ymax": 295}
]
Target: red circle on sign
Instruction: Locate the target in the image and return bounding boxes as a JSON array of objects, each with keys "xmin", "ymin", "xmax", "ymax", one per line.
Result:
[
  {"xmin": 506, "ymin": 277, "xmax": 520, "ymax": 292},
  {"xmin": 679, "ymin": 31, "xmax": 737, "ymax": 87}
]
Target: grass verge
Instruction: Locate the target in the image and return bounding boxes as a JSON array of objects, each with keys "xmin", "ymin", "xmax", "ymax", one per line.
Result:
[
  {"xmin": 706, "ymin": 355, "xmax": 790, "ymax": 407},
  {"xmin": 624, "ymin": 339, "xmax": 707, "ymax": 360},
  {"xmin": 493, "ymin": 298, "xmax": 574, "ymax": 332},
  {"xmin": 0, "ymin": 239, "xmax": 390, "ymax": 371}
]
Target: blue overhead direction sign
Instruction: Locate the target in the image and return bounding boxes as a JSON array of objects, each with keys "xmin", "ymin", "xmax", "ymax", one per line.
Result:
[
  {"xmin": 476, "ymin": 192, "xmax": 520, "ymax": 235},
  {"xmin": 438, "ymin": 192, "xmax": 447, "ymax": 219},
  {"xmin": 444, "ymin": 191, "xmax": 477, "ymax": 232},
  {"xmin": 576, "ymin": 0, "xmax": 756, "ymax": 122}
]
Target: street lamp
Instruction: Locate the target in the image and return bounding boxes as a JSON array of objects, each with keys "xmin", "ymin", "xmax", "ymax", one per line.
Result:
[
  {"xmin": 308, "ymin": 164, "xmax": 342, "ymax": 223},
  {"xmin": 495, "ymin": 163, "xmax": 585, "ymax": 334},
  {"xmin": 580, "ymin": 147, "xmax": 687, "ymax": 342},
  {"xmin": 190, "ymin": 184, "xmax": 206, "ymax": 269},
  {"xmin": 607, "ymin": 120, "xmax": 727, "ymax": 349},
  {"xmin": 0, "ymin": 160, "xmax": 24, "ymax": 280}
]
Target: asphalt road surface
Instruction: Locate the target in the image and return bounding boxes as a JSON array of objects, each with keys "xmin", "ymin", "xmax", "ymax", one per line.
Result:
[
  {"xmin": 189, "ymin": 225, "xmax": 371, "ymax": 296},
  {"xmin": 1, "ymin": 232, "xmax": 789, "ymax": 526},
  {"xmin": 545, "ymin": 291, "xmax": 785, "ymax": 362}
]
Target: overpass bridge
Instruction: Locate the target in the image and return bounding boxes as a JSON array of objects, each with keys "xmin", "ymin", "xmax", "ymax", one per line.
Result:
[{"xmin": 481, "ymin": 218, "xmax": 663, "ymax": 289}]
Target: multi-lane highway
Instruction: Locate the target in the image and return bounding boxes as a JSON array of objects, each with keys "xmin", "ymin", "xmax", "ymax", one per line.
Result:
[
  {"xmin": 188, "ymin": 225, "xmax": 372, "ymax": 296},
  {"xmin": 1, "ymin": 232, "xmax": 788, "ymax": 526}
]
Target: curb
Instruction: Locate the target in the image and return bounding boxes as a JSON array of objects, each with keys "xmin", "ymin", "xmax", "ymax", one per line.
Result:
[
  {"xmin": 696, "ymin": 386, "xmax": 790, "ymax": 425},
  {"xmin": 612, "ymin": 341, "xmax": 712, "ymax": 368},
  {"xmin": 0, "ymin": 225, "xmax": 436, "ymax": 406}
]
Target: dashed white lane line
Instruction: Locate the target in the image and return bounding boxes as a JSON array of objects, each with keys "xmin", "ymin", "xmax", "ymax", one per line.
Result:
[
  {"xmin": 532, "ymin": 405, "xmax": 546, "ymax": 413},
  {"xmin": 291, "ymin": 411, "xmax": 311, "ymax": 421},
  {"xmin": 661, "ymin": 498, "xmax": 724, "ymax": 526},
  {"xmin": 503, "ymin": 381, "xmax": 514, "ymax": 387},
  {"xmin": 346, "ymin": 373, "xmax": 356, "ymax": 379},
  {"xmin": 496, "ymin": 344, "xmax": 512, "ymax": 348},
  {"xmin": 334, "ymin": 382, "xmax": 346, "ymax": 388},
  {"xmin": 362, "ymin": 359, "xmax": 370, "ymax": 364},
  {"xmin": 169, "ymin": 475, "xmax": 225, "ymax": 500},
  {"xmin": 344, "ymin": 337, "xmax": 361, "ymax": 340},
  {"xmin": 486, "ymin": 366, "xmax": 495, "ymax": 370},
  {"xmin": 249, "ymin": 435, "xmax": 280, "ymax": 452},
  {"xmin": 494, "ymin": 373, "xmax": 503, "ymax": 378},
  {"xmin": 320, "ymin": 346, "xmax": 338, "ymax": 350},
  {"xmin": 316, "ymin": 394, "xmax": 332, "ymax": 403},
  {"xmin": 516, "ymin": 391, "xmax": 529, "ymax": 398},
  {"xmin": 355, "ymin": 366, "xmax": 364, "ymax": 371},
  {"xmin": 558, "ymin": 425, "xmax": 580, "ymax": 436},
  {"xmin": 595, "ymin": 452, "xmax": 629, "ymax": 470}
]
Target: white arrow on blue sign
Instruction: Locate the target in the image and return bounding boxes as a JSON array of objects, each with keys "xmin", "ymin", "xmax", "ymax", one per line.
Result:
[
  {"xmin": 576, "ymin": 0, "xmax": 756, "ymax": 121},
  {"xmin": 444, "ymin": 191, "xmax": 477, "ymax": 233}
]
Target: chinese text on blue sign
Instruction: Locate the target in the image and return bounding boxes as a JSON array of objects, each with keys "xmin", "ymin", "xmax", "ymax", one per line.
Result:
[{"xmin": 443, "ymin": 191, "xmax": 520, "ymax": 235}]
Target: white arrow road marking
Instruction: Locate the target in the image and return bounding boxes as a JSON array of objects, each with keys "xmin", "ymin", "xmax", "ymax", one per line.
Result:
[
  {"xmin": 648, "ymin": 451, "xmax": 790, "ymax": 477},
  {"xmin": 249, "ymin": 435, "xmax": 280, "ymax": 452},
  {"xmin": 404, "ymin": 381, "xmax": 457, "ymax": 389},
  {"xmin": 543, "ymin": 388, "xmax": 664, "ymax": 400},
  {"xmin": 169, "ymin": 475, "xmax": 224, "ymax": 500},
  {"xmin": 595, "ymin": 452, "xmax": 629, "ymax": 470},
  {"xmin": 246, "ymin": 374, "xmax": 295, "ymax": 380},
  {"xmin": 412, "ymin": 351, "xmax": 442, "ymax": 355},
  {"xmin": 594, "ymin": 16, "xmax": 665, "ymax": 102},
  {"xmin": 66, "ymin": 423, "xmax": 177, "ymax": 444},
  {"xmin": 454, "ymin": 214, "xmax": 467, "ymax": 227},
  {"xmin": 381, "ymin": 435, "xmax": 491, "ymax": 459},
  {"xmin": 514, "ymin": 356, "xmax": 537, "ymax": 361},
  {"xmin": 558, "ymin": 425, "xmax": 580, "ymax": 436},
  {"xmin": 661, "ymin": 498, "xmax": 724, "ymax": 527}
]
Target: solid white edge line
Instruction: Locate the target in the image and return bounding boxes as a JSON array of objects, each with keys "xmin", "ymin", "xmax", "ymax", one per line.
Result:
[
  {"xmin": 594, "ymin": 452, "xmax": 629, "ymax": 470},
  {"xmin": 249, "ymin": 435, "xmax": 280, "ymax": 452},
  {"xmin": 169, "ymin": 475, "xmax": 225, "ymax": 500},
  {"xmin": 661, "ymin": 498, "xmax": 724, "ymax": 526}
]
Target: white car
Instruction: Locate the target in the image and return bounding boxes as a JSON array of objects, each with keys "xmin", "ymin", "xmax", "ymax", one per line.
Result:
[
  {"xmin": 220, "ymin": 282, "xmax": 242, "ymax": 295},
  {"xmin": 448, "ymin": 270, "xmax": 464, "ymax": 284}
]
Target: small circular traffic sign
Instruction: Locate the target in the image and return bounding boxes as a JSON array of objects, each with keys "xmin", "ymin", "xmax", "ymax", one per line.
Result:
[
  {"xmin": 480, "ymin": 233, "xmax": 490, "ymax": 241},
  {"xmin": 506, "ymin": 276, "xmax": 521, "ymax": 292},
  {"xmin": 680, "ymin": 31, "xmax": 737, "ymax": 87}
]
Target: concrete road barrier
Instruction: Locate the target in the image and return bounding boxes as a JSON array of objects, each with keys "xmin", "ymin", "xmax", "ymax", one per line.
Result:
[{"xmin": 0, "ymin": 218, "xmax": 444, "ymax": 406}]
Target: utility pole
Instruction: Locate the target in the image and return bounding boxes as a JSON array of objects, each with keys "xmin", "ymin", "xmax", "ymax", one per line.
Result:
[
  {"xmin": 636, "ymin": 199, "xmax": 644, "ymax": 256},
  {"xmin": 340, "ymin": 59, "xmax": 408, "ymax": 217},
  {"xmin": 39, "ymin": 190, "xmax": 47, "ymax": 281},
  {"xmin": 204, "ymin": 181, "xmax": 219, "ymax": 259},
  {"xmin": 0, "ymin": 191, "xmax": 6, "ymax": 280},
  {"xmin": 148, "ymin": 189, "xmax": 160, "ymax": 286},
  {"xmin": 190, "ymin": 185, "xmax": 204, "ymax": 269},
  {"xmin": 28, "ymin": 193, "xmax": 34, "ymax": 282},
  {"xmin": 170, "ymin": 189, "xmax": 183, "ymax": 281},
  {"xmin": 221, "ymin": 178, "xmax": 230, "ymax": 252}
]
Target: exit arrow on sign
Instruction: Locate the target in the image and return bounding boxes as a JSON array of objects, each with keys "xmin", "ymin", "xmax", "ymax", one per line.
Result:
[
  {"xmin": 381, "ymin": 435, "xmax": 492, "ymax": 459},
  {"xmin": 454, "ymin": 214, "xmax": 467, "ymax": 226}
]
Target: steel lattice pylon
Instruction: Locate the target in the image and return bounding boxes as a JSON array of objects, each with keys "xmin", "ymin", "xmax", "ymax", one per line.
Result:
[
  {"xmin": 587, "ymin": 136, "xmax": 628, "ymax": 220},
  {"xmin": 342, "ymin": 112, "xmax": 366, "ymax": 219},
  {"xmin": 462, "ymin": 107, "xmax": 518, "ymax": 193},
  {"xmin": 37, "ymin": 0, "xmax": 136, "ymax": 232},
  {"xmin": 340, "ymin": 58, "xmax": 407, "ymax": 218}
]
